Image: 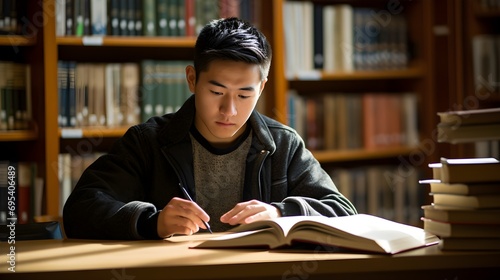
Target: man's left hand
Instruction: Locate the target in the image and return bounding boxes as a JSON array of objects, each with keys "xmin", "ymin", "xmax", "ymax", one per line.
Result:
[{"xmin": 220, "ymin": 199, "xmax": 281, "ymax": 225}]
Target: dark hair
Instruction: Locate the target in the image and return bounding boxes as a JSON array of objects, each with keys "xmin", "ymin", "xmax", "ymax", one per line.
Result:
[{"xmin": 194, "ymin": 17, "xmax": 272, "ymax": 81}]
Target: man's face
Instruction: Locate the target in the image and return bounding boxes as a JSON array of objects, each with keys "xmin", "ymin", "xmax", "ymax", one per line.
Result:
[{"xmin": 186, "ymin": 60, "xmax": 267, "ymax": 148}]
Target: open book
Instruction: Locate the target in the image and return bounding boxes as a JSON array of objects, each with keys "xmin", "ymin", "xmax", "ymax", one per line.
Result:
[{"xmin": 194, "ymin": 214, "xmax": 439, "ymax": 254}]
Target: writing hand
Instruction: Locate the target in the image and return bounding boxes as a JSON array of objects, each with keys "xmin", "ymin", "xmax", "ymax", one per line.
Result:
[
  {"xmin": 220, "ymin": 199, "xmax": 281, "ymax": 226},
  {"xmin": 157, "ymin": 197, "xmax": 210, "ymax": 238}
]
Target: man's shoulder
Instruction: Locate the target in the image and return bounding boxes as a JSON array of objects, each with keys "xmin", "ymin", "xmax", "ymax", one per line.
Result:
[
  {"xmin": 127, "ymin": 114, "xmax": 174, "ymax": 136},
  {"xmin": 257, "ymin": 112, "xmax": 296, "ymax": 134}
]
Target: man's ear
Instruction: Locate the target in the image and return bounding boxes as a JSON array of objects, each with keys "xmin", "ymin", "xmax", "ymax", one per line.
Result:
[
  {"xmin": 259, "ymin": 78, "xmax": 268, "ymax": 96},
  {"xmin": 185, "ymin": 65, "xmax": 196, "ymax": 94}
]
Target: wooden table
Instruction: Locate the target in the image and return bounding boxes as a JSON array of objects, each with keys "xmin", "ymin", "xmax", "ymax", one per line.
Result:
[{"xmin": 1, "ymin": 235, "xmax": 499, "ymax": 280}]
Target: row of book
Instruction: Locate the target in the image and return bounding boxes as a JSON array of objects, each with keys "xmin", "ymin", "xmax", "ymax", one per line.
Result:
[
  {"xmin": 288, "ymin": 91, "xmax": 418, "ymax": 151},
  {"xmin": 58, "ymin": 60, "xmax": 192, "ymax": 128},
  {"xmin": 58, "ymin": 61, "xmax": 140, "ymax": 128},
  {"xmin": 283, "ymin": 2, "xmax": 409, "ymax": 79},
  {"xmin": 0, "ymin": 61, "xmax": 31, "ymax": 131},
  {"xmin": 420, "ymin": 157, "xmax": 500, "ymax": 251},
  {"xmin": 56, "ymin": 0, "xmax": 260, "ymax": 37},
  {"xmin": 329, "ymin": 164, "xmax": 423, "ymax": 225},
  {"xmin": 141, "ymin": 60, "xmax": 192, "ymax": 121},
  {"xmin": 58, "ymin": 153, "xmax": 103, "ymax": 216},
  {"xmin": 0, "ymin": 0, "xmax": 26, "ymax": 35},
  {"xmin": 0, "ymin": 161, "xmax": 44, "ymax": 225},
  {"xmin": 472, "ymin": 35, "xmax": 500, "ymax": 95}
]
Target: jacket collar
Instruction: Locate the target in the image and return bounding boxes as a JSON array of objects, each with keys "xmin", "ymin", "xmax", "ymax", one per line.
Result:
[{"xmin": 158, "ymin": 95, "xmax": 276, "ymax": 155}]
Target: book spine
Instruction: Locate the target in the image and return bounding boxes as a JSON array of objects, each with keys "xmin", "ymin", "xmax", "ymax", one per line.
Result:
[
  {"xmin": 83, "ymin": 0, "xmax": 91, "ymax": 35},
  {"xmin": 56, "ymin": 0, "xmax": 67, "ymax": 36},
  {"xmin": 67, "ymin": 61, "xmax": 77, "ymax": 127},
  {"xmin": 156, "ymin": 0, "xmax": 168, "ymax": 36},
  {"xmin": 168, "ymin": 0, "xmax": 179, "ymax": 36},
  {"xmin": 65, "ymin": 0, "xmax": 74, "ymax": 35},
  {"xmin": 109, "ymin": 0, "xmax": 120, "ymax": 35},
  {"xmin": 185, "ymin": 0, "xmax": 195, "ymax": 36},
  {"xmin": 74, "ymin": 0, "xmax": 84, "ymax": 36},
  {"xmin": 143, "ymin": 0, "xmax": 156, "ymax": 36},
  {"xmin": 91, "ymin": 0, "xmax": 107, "ymax": 35},
  {"xmin": 119, "ymin": 0, "xmax": 128, "ymax": 35},
  {"xmin": 127, "ymin": 0, "xmax": 135, "ymax": 35}
]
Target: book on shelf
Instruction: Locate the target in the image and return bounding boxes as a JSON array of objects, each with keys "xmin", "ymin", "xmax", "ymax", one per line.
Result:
[
  {"xmin": 438, "ymin": 237, "xmax": 500, "ymax": 251},
  {"xmin": 329, "ymin": 164, "xmax": 421, "ymax": 225},
  {"xmin": 140, "ymin": 60, "xmax": 192, "ymax": 123},
  {"xmin": 283, "ymin": 2, "xmax": 409, "ymax": 78},
  {"xmin": 421, "ymin": 205, "xmax": 500, "ymax": 224},
  {"xmin": 0, "ymin": 161, "xmax": 43, "ymax": 225},
  {"xmin": 58, "ymin": 61, "xmax": 143, "ymax": 128},
  {"xmin": 471, "ymin": 35, "xmax": 500, "ymax": 94},
  {"xmin": 0, "ymin": 61, "xmax": 32, "ymax": 131},
  {"xmin": 287, "ymin": 92, "xmax": 418, "ymax": 151},
  {"xmin": 422, "ymin": 218, "xmax": 500, "ymax": 238},
  {"xmin": 56, "ymin": 0, "xmax": 259, "ymax": 37},
  {"xmin": 0, "ymin": 1, "xmax": 27, "ymax": 35},
  {"xmin": 58, "ymin": 152, "xmax": 102, "ymax": 215},
  {"xmin": 193, "ymin": 214, "xmax": 439, "ymax": 254}
]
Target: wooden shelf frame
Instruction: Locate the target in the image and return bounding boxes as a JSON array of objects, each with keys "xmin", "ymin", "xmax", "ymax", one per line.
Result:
[
  {"xmin": 56, "ymin": 36, "xmax": 196, "ymax": 47},
  {"xmin": 0, "ymin": 130, "xmax": 38, "ymax": 142},
  {"xmin": 0, "ymin": 35, "xmax": 37, "ymax": 46},
  {"xmin": 312, "ymin": 146, "xmax": 420, "ymax": 163},
  {"xmin": 59, "ymin": 127, "xmax": 130, "ymax": 138}
]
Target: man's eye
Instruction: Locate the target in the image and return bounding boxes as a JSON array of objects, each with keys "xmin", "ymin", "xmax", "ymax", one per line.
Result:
[
  {"xmin": 239, "ymin": 95, "xmax": 250, "ymax": 99},
  {"xmin": 210, "ymin": 90, "xmax": 222, "ymax": 95}
]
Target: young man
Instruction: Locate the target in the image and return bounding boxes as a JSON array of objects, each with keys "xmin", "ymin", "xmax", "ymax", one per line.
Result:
[{"xmin": 63, "ymin": 18, "xmax": 357, "ymax": 239}]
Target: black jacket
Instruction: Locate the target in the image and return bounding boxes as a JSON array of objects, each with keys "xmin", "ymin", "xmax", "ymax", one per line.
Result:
[{"xmin": 63, "ymin": 96, "xmax": 357, "ymax": 239}]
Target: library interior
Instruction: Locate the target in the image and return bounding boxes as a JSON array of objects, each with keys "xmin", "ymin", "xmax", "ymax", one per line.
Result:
[{"xmin": 1, "ymin": 0, "xmax": 500, "ymax": 279}]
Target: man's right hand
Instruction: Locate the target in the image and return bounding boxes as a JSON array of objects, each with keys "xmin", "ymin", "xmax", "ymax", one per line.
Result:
[{"xmin": 157, "ymin": 197, "xmax": 210, "ymax": 238}]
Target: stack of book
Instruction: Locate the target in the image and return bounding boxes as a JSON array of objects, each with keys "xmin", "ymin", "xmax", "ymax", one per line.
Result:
[
  {"xmin": 437, "ymin": 107, "xmax": 500, "ymax": 144},
  {"xmin": 420, "ymin": 157, "xmax": 500, "ymax": 251}
]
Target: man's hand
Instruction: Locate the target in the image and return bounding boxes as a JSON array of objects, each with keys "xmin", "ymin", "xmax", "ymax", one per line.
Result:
[
  {"xmin": 220, "ymin": 199, "xmax": 282, "ymax": 225},
  {"xmin": 157, "ymin": 197, "xmax": 210, "ymax": 238}
]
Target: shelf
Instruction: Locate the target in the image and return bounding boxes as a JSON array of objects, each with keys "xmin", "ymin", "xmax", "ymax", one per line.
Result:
[
  {"xmin": 289, "ymin": 66, "xmax": 424, "ymax": 82},
  {"xmin": 312, "ymin": 146, "xmax": 419, "ymax": 163},
  {"xmin": 59, "ymin": 127, "xmax": 129, "ymax": 139},
  {"xmin": 0, "ymin": 130, "xmax": 38, "ymax": 141},
  {"xmin": 322, "ymin": 67, "xmax": 424, "ymax": 80},
  {"xmin": 56, "ymin": 36, "xmax": 196, "ymax": 47},
  {"xmin": 0, "ymin": 35, "xmax": 36, "ymax": 46}
]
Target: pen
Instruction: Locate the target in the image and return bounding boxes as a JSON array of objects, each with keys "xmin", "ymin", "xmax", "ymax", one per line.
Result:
[{"xmin": 180, "ymin": 185, "xmax": 213, "ymax": 234}]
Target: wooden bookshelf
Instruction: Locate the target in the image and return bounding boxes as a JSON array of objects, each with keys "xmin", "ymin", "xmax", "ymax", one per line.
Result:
[
  {"xmin": 320, "ymin": 67, "xmax": 424, "ymax": 80},
  {"xmin": 312, "ymin": 146, "xmax": 420, "ymax": 163},
  {"xmin": 282, "ymin": 0, "xmax": 435, "ymax": 165},
  {"xmin": 56, "ymin": 36, "xmax": 196, "ymax": 47},
  {"xmin": 0, "ymin": 36, "xmax": 36, "ymax": 46},
  {"xmin": 59, "ymin": 127, "xmax": 129, "ymax": 138},
  {"xmin": 0, "ymin": 130, "xmax": 38, "ymax": 142}
]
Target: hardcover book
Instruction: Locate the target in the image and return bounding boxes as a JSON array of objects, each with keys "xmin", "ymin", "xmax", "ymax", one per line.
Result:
[{"xmin": 194, "ymin": 214, "xmax": 439, "ymax": 254}]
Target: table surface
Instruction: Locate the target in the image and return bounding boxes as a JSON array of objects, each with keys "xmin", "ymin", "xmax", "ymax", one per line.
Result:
[{"xmin": 1, "ymin": 234, "xmax": 500, "ymax": 280}]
